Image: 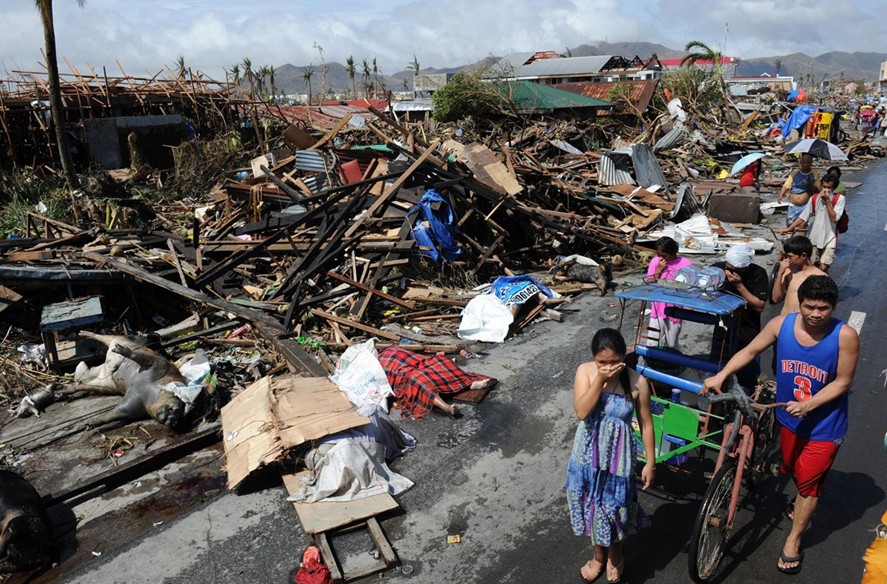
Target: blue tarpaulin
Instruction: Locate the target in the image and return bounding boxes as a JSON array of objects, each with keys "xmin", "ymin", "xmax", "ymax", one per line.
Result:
[
  {"xmin": 490, "ymin": 275, "xmax": 554, "ymax": 306},
  {"xmin": 781, "ymin": 105, "xmax": 834, "ymax": 139},
  {"xmin": 408, "ymin": 189, "xmax": 462, "ymax": 264}
]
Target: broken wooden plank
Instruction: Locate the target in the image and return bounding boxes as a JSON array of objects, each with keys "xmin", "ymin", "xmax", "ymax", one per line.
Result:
[
  {"xmin": 326, "ymin": 271, "xmax": 416, "ymax": 310},
  {"xmin": 311, "ymin": 309, "xmax": 402, "ymax": 342}
]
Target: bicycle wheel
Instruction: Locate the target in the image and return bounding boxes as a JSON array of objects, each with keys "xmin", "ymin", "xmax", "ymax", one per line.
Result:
[
  {"xmin": 746, "ymin": 407, "xmax": 777, "ymax": 489},
  {"xmin": 688, "ymin": 461, "xmax": 737, "ymax": 583}
]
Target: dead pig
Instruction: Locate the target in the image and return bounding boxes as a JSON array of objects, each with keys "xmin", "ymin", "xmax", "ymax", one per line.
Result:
[
  {"xmin": 554, "ymin": 261, "xmax": 613, "ymax": 295},
  {"xmin": 0, "ymin": 471, "xmax": 52, "ymax": 573},
  {"xmin": 68, "ymin": 332, "xmax": 187, "ymax": 430}
]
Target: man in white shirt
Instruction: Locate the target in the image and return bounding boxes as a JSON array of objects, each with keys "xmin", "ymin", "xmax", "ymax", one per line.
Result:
[{"xmin": 781, "ymin": 174, "xmax": 845, "ymax": 274}]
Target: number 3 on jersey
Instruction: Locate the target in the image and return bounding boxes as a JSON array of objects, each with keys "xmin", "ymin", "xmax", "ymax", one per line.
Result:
[{"xmin": 793, "ymin": 376, "xmax": 812, "ymax": 401}]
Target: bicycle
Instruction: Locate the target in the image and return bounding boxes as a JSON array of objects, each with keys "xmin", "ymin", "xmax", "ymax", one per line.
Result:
[{"xmin": 687, "ymin": 380, "xmax": 781, "ymax": 583}]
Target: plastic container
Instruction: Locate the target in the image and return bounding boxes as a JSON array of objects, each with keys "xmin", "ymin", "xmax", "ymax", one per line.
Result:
[
  {"xmin": 673, "ymin": 266, "xmax": 699, "ymax": 286},
  {"xmin": 671, "ymin": 388, "xmax": 682, "ymax": 404},
  {"xmin": 696, "ymin": 267, "xmax": 726, "ymax": 290}
]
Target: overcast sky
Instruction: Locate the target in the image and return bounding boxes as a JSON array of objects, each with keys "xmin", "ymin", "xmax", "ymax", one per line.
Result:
[{"xmin": 3, "ymin": 0, "xmax": 886, "ymax": 81}]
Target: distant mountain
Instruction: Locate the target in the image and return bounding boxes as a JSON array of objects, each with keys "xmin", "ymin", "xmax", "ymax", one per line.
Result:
[
  {"xmin": 268, "ymin": 44, "xmax": 886, "ymax": 96},
  {"xmin": 569, "ymin": 41, "xmax": 685, "ymax": 60},
  {"xmin": 737, "ymin": 51, "xmax": 886, "ymax": 82}
]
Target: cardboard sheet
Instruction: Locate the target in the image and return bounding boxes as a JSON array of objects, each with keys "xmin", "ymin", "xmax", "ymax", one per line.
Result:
[{"xmin": 221, "ymin": 375, "xmax": 368, "ymax": 489}]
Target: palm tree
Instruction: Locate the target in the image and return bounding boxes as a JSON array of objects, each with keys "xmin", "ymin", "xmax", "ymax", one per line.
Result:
[
  {"xmin": 230, "ymin": 64, "xmax": 240, "ymax": 85},
  {"xmin": 301, "ymin": 65, "xmax": 315, "ymax": 105},
  {"xmin": 255, "ymin": 65, "xmax": 269, "ymax": 99},
  {"xmin": 408, "ymin": 54, "xmax": 420, "ymax": 98},
  {"xmin": 680, "ymin": 40, "xmax": 722, "ymax": 73},
  {"xmin": 175, "ymin": 55, "xmax": 186, "ymax": 79},
  {"xmin": 345, "ymin": 55, "xmax": 356, "ymax": 98},
  {"xmin": 371, "ymin": 57, "xmax": 380, "ymax": 95},
  {"xmin": 241, "ymin": 57, "xmax": 254, "ymax": 99},
  {"xmin": 362, "ymin": 59, "xmax": 371, "ymax": 97},
  {"xmin": 34, "ymin": 0, "xmax": 81, "ymax": 191},
  {"xmin": 772, "ymin": 57, "xmax": 783, "ymax": 77},
  {"xmin": 268, "ymin": 65, "xmax": 276, "ymax": 102}
]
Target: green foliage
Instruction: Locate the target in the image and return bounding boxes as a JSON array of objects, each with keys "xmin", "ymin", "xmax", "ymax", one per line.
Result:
[
  {"xmin": 431, "ymin": 72, "xmax": 500, "ymax": 123},
  {"xmin": 658, "ymin": 68, "xmax": 726, "ymax": 112},
  {"xmin": 0, "ymin": 170, "xmax": 70, "ymax": 236}
]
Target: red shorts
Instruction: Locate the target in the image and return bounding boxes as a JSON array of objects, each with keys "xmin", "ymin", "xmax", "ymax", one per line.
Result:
[{"xmin": 779, "ymin": 426, "xmax": 841, "ymax": 497}]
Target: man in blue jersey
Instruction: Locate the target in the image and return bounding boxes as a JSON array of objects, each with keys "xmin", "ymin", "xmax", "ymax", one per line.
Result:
[{"xmin": 702, "ymin": 276, "xmax": 859, "ymax": 575}]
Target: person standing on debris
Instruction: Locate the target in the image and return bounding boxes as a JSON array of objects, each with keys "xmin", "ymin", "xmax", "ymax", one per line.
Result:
[
  {"xmin": 709, "ymin": 244, "xmax": 769, "ymax": 391},
  {"xmin": 777, "ymin": 153, "xmax": 819, "ymax": 228},
  {"xmin": 643, "ymin": 237, "xmax": 693, "ymax": 350},
  {"xmin": 703, "ymin": 276, "xmax": 858, "ymax": 575},
  {"xmin": 781, "ymin": 174, "xmax": 845, "ymax": 274},
  {"xmin": 771, "ymin": 235, "xmax": 827, "ymax": 314},
  {"xmin": 567, "ymin": 328, "xmax": 655, "ymax": 584}
]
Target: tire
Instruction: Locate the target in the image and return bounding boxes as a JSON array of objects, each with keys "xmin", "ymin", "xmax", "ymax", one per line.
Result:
[
  {"xmin": 746, "ymin": 407, "xmax": 777, "ymax": 489},
  {"xmin": 688, "ymin": 461, "xmax": 737, "ymax": 583}
]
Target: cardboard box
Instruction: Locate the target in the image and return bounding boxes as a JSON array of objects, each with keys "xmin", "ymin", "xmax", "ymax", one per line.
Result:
[{"xmin": 707, "ymin": 193, "xmax": 762, "ymax": 224}]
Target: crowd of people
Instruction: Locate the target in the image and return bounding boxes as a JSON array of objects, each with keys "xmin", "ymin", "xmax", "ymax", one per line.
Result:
[{"xmin": 566, "ymin": 159, "xmax": 860, "ymax": 581}]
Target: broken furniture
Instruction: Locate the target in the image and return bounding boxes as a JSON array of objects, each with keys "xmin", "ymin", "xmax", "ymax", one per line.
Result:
[
  {"xmin": 283, "ymin": 472, "xmax": 399, "ymax": 584},
  {"xmin": 40, "ymin": 296, "xmax": 105, "ymax": 372}
]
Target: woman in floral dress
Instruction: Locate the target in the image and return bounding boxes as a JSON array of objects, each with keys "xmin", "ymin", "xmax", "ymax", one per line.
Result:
[{"xmin": 566, "ymin": 328, "xmax": 656, "ymax": 583}]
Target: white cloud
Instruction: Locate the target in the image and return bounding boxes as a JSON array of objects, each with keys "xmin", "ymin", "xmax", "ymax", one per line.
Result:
[{"xmin": 1, "ymin": 0, "xmax": 884, "ymax": 80}]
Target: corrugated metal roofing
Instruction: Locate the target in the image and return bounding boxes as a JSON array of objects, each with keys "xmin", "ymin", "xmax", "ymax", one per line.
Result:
[
  {"xmin": 554, "ymin": 79, "xmax": 659, "ymax": 116},
  {"xmin": 653, "ymin": 127, "xmax": 688, "ymax": 152},
  {"xmin": 492, "ymin": 81, "xmax": 614, "ymax": 111},
  {"xmin": 520, "ymin": 55, "xmax": 614, "ymax": 77},
  {"xmin": 598, "ymin": 151, "xmax": 635, "ymax": 186},
  {"xmin": 485, "ymin": 53, "xmax": 615, "ymax": 79},
  {"xmin": 294, "ymin": 149, "xmax": 328, "ymax": 173},
  {"xmin": 599, "ymin": 143, "xmax": 669, "ymax": 189}
]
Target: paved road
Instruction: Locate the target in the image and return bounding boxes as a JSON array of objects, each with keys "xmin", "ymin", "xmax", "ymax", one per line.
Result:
[{"xmin": 63, "ymin": 159, "xmax": 887, "ymax": 584}]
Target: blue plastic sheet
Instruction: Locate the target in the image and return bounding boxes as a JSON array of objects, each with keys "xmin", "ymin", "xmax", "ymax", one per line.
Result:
[
  {"xmin": 407, "ymin": 189, "xmax": 462, "ymax": 264},
  {"xmin": 780, "ymin": 105, "xmax": 834, "ymax": 139},
  {"xmin": 490, "ymin": 275, "xmax": 554, "ymax": 306}
]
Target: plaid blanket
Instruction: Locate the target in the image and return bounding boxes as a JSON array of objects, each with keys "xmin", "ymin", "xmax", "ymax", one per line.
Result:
[{"xmin": 378, "ymin": 345, "xmax": 483, "ymax": 420}]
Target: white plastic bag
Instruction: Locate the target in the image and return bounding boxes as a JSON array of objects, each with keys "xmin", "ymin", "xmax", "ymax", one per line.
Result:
[
  {"xmin": 457, "ymin": 294, "xmax": 514, "ymax": 343},
  {"xmin": 329, "ymin": 339, "xmax": 394, "ymax": 410}
]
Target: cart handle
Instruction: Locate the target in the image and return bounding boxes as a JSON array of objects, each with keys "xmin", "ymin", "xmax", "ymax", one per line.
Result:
[{"xmin": 635, "ymin": 363, "xmax": 704, "ymax": 394}]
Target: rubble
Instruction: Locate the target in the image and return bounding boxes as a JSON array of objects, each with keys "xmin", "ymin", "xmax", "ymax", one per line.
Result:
[{"xmin": 0, "ymin": 61, "xmax": 875, "ymax": 579}]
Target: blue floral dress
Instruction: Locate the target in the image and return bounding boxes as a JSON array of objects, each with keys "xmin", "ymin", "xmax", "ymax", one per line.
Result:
[{"xmin": 566, "ymin": 391, "xmax": 649, "ymax": 545}]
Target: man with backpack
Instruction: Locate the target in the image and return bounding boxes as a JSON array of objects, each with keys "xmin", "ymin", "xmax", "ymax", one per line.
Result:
[{"xmin": 781, "ymin": 174, "xmax": 847, "ymax": 274}]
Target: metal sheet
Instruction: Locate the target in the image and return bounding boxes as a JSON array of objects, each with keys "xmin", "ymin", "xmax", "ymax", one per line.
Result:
[
  {"xmin": 598, "ymin": 151, "xmax": 635, "ymax": 186},
  {"xmin": 630, "ymin": 143, "xmax": 669, "ymax": 189},
  {"xmin": 653, "ymin": 127, "xmax": 688, "ymax": 152},
  {"xmin": 294, "ymin": 149, "xmax": 328, "ymax": 173}
]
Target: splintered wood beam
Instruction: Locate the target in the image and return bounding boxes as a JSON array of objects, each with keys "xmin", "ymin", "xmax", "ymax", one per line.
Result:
[
  {"xmin": 81, "ymin": 252, "xmax": 326, "ymax": 376},
  {"xmin": 342, "ymin": 139, "xmax": 440, "ymax": 239},
  {"xmin": 326, "ymin": 271, "xmax": 415, "ymax": 310},
  {"xmin": 311, "ymin": 309, "xmax": 402, "ymax": 341}
]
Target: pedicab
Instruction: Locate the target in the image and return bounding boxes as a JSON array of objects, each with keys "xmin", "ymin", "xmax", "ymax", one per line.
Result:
[{"xmin": 615, "ymin": 281, "xmax": 780, "ymax": 582}]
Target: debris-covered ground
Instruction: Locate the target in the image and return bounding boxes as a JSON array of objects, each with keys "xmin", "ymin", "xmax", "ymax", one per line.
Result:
[{"xmin": 0, "ymin": 63, "xmax": 884, "ymax": 582}]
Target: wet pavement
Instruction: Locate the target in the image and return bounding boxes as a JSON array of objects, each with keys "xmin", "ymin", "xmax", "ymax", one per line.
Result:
[{"xmin": 42, "ymin": 157, "xmax": 887, "ymax": 584}]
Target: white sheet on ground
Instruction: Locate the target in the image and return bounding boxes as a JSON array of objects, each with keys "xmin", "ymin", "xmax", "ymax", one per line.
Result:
[{"xmin": 457, "ymin": 294, "xmax": 514, "ymax": 343}]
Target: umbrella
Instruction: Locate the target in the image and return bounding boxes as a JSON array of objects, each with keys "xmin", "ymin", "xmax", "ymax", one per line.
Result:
[
  {"xmin": 730, "ymin": 152, "xmax": 765, "ymax": 176},
  {"xmin": 784, "ymin": 138, "xmax": 848, "ymax": 161}
]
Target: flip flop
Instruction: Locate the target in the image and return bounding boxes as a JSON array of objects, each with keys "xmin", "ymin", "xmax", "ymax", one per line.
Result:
[
  {"xmin": 777, "ymin": 550, "xmax": 804, "ymax": 575},
  {"xmin": 580, "ymin": 559, "xmax": 604, "ymax": 582},
  {"xmin": 606, "ymin": 560, "xmax": 624, "ymax": 584}
]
